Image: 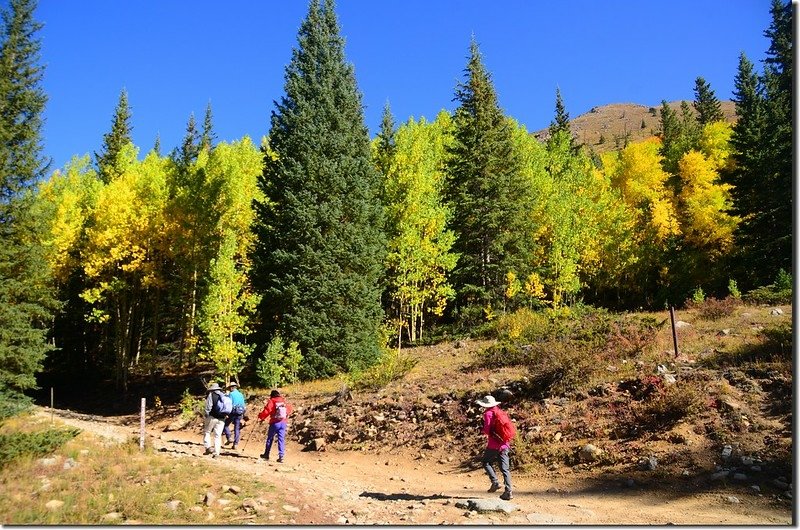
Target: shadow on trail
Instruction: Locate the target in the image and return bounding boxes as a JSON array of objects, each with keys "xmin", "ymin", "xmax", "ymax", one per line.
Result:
[{"xmin": 359, "ymin": 491, "xmax": 472, "ymax": 502}]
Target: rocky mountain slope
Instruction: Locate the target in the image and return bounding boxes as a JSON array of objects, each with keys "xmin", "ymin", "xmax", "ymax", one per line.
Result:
[{"xmin": 534, "ymin": 100, "xmax": 737, "ymax": 152}]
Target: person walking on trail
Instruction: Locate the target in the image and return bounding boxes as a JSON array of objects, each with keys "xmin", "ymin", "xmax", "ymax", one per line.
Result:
[
  {"xmin": 476, "ymin": 395, "xmax": 513, "ymax": 500},
  {"xmin": 203, "ymin": 382, "xmax": 227, "ymax": 458},
  {"xmin": 257, "ymin": 389, "xmax": 292, "ymax": 463},
  {"xmin": 223, "ymin": 382, "xmax": 246, "ymax": 450}
]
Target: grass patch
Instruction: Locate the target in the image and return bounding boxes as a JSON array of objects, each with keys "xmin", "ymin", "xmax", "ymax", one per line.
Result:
[
  {"xmin": 349, "ymin": 349, "xmax": 419, "ymax": 391},
  {"xmin": 0, "ymin": 412, "xmax": 299, "ymax": 525},
  {"xmin": 0, "ymin": 427, "xmax": 80, "ymax": 469}
]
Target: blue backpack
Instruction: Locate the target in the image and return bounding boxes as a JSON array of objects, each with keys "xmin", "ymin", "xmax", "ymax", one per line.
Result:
[{"xmin": 212, "ymin": 391, "xmax": 233, "ymax": 417}]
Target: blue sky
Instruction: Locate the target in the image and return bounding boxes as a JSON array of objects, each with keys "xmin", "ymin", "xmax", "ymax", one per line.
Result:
[{"xmin": 34, "ymin": 1, "xmax": 774, "ymax": 172}]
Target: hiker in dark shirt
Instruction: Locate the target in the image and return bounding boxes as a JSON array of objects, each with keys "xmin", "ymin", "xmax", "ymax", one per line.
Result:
[{"xmin": 203, "ymin": 382, "xmax": 226, "ymax": 458}]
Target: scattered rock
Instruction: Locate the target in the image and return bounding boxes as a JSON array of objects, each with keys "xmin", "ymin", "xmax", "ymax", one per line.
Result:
[
  {"xmin": 63, "ymin": 457, "xmax": 77, "ymax": 470},
  {"xmin": 578, "ymin": 444, "xmax": 603, "ymax": 463},
  {"xmin": 725, "ymin": 496, "xmax": 740, "ymax": 504},
  {"xmin": 165, "ymin": 500, "xmax": 182, "ymax": 511},
  {"xmin": 100, "ymin": 512, "xmax": 123, "ymax": 523},
  {"xmin": 718, "ymin": 329, "xmax": 731, "ymax": 336},
  {"xmin": 308, "ymin": 438, "xmax": 326, "ymax": 452},
  {"xmin": 769, "ymin": 307, "xmax": 783, "ymax": 316},
  {"xmin": 553, "ymin": 432, "xmax": 562, "ymax": 442},
  {"xmin": 710, "ymin": 470, "xmax": 729, "ymax": 481},
  {"xmin": 455, "ymin": 499, "xmax": 518, "ymax": 514},
  {"xmin": 675, "ymin": 321, "xmax": 691, "ymax": 328},
  {"xmin": 204, "ymin": 491, "xmax": 217, "ymax": 507},
  {"xmin": 45, "ymin": 500, "xmax": 65, "ymax": 510},
  {"xmin": 164, "ymin": 415, "xmax": 192, "ymax": 432},
  {"xmin": 282, "ymin": 504, "xmax": 301, "ymax": 513},
  {"xmin": 721, "ymin": 445, "xmax": 733, "ymax": 459},
  {"xmin": 337, "ymin": 516, "xmax": 348, "ymax": 524},
  {"xmin": 227, "ymin": 485, "xmax": 241, "ymax": 495},
  {"xmin": 751, "ymin": 485, "xmax": 761, "ymax": 493},
  {"xmin": 733, "ymin": 473, "xmax": 747, "ymax": 481},
  {"xmin": 639, "ymin": 456, "xmax": 658, "ymax": 471},
  {"xmin": 39, "ymin": 457, "xmax": 59, "ymax": 467}
]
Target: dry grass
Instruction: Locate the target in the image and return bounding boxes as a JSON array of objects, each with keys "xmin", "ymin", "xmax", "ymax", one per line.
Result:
[{"xmin": 0, "ymin": 413, "xmax": 295, "ymax": 525}]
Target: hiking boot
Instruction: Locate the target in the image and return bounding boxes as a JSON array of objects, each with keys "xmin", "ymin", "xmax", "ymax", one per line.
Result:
[
  {"xmin": 277, "ymin": 457, "xmax": 284, "ymax": 463},
  {"xmin": 223, "ymin": 438, "xmax": 232, "ymax": 446},
  {"xmin": 500, "ymin": 491, "xmax": 513, "ymax": 501},
  {"xmin": 487, "ymin": 483, "xmax": 501, "ymax": 493},
  {"xmin": 232, "ymin": 444, "xmax": 237, "ymax": 450},
  {"xmin": 212, "ymin": 453, "xmax": 219, "ymax": 459},
  {"xmin": 260, "ymin": 453, "xmax": 269, "ymax": 460},
  {"xmin": 203, "ymin": 447, "xmax": 213, "ymax": 455}
]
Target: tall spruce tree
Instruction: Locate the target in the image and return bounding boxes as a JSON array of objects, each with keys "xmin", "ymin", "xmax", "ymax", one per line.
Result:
[
  {"xmin": 95, "ymin": 89, "xmax": 132, "ymax": 183},
  {"xmin": 693, "ymin": 76, "xmax": 724, "ymax": 125},
  {"xmin": 252, "ymin": 0, "xmax": 385, "ymax": 378},
  {"xmin": 547, "ymin": 87, "xmax": 574, "ymax": 148},
  {"xmin": 727, "ymin": 0, "xmax": 793, "ymax": 286},
  {"xmin": 200, "ymin": 102, "xmax": 215, "ymax": 153},
  {"xmin": 443, "ymin": 37, "xmax": 533, "ymax": 311},
  {"xmin": 0, "ymin": 0, "xmax": 56, "ymax": 413}
]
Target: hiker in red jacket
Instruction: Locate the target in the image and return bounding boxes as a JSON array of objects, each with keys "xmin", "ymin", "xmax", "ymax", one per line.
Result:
[
  {"xmin": 257, "ymin": 389, "xmax": 292, "ymax": 463},
  {"xmin": 476, "ymin": 395, "xmax": 513, "ymax": 500}
]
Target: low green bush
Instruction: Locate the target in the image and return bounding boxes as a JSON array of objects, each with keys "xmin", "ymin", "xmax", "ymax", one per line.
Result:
[
  {"xmin": 349, "ymin": 349, "xmax": 418, "ymax": 391},
  {"xmin": 0, "ymin": 427, "xmax": 81, "ymax": 469}
]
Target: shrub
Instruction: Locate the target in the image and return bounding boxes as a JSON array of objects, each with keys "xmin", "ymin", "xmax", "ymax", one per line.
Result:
[
  {"xmin": 637, "ymin": 384, "xmax": 701, "ymax": 429},
  {"xmin": 743, "ymin": 269, "xmax": 793, "ymax": 305},
  {"xmin": 0, "ymin": 427, "xmax": 80, "ymax": 469},
  {"xmin": 256, "ymin": 334, "xmax": 303, "ymax": 388},
  {"xmin": 695, "ymin": 297, "xmax": 738, "ymax": 321},
  {"xmin": 349, "ymin": 349, "xmax": 418, "ymax": 391},
  {"xmin": 178, "ymin": 388, "xmax": 203, "ymax": 420},
  {"xmin": 728, "ymin": 279, "xmax": 741, "ymax": 299},
  {"xmin": 0, "ymin": 392, "xmax": 33, "ymax": 421},
  {"xmin": 690, "ymin": 287, "xmax": 705, "ymax": 304},
  {"xmin": 524, "ymin": 342, "xmax": 597, "ymax": 398}
]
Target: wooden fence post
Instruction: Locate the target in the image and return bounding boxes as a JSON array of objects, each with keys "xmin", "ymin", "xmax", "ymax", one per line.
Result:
[
  {"xmin": 669, "ymin": 305, "xmax": 680, "ymax": 358},
  {"xmin": 140, "ymin": 398, "xmax": 146, "ymax": 451}
]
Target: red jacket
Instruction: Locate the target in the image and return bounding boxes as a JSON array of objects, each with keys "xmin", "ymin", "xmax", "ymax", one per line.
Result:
[{"xmin": 257, "ymin": 396, "xmax": 292, "ymax": 424}]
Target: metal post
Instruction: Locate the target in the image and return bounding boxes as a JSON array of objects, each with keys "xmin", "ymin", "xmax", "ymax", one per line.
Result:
[
  {"xmin": 669, "ymin": 305, "xmax": 679, "ymax": 358},
  {"xmin": 140, "ymin": 398, "xmax": 146, "ymax": 451}
]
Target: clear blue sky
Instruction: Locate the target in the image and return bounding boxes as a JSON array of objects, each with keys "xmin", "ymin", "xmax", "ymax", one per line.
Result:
[{"xmin": 34, "ymin": 0, "xmax": 774, "ymax": 172}]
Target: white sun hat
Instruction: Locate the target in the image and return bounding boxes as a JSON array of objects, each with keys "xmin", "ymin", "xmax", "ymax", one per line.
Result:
[{"xmin": 475, "ymin": 395, "xmax": 501, "ymax": 408}]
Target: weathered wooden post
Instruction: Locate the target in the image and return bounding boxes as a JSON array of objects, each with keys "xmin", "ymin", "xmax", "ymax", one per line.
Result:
[
  {"xmin": 50, "ymin": 387, "xmax": 54, "ymax": 425},
  {"xmin": 139, "ymin": 398, "xmax": 146, "ymax": 451},
  {"xmin": 669, "ymin": 305, "xmax": 679, "ymax": 358}
]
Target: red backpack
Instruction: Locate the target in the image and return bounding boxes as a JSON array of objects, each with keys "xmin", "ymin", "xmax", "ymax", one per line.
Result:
[{"xmin": 491, "ymin": 408, "xmax": 516, "ymax": 444}]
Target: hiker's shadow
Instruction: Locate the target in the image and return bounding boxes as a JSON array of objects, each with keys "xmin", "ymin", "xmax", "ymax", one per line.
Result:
[{"xmin": 359, "ymin": 491, "xmax": 470, "ymax": 502}]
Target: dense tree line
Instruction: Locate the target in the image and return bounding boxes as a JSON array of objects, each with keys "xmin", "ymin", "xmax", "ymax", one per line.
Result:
[{"xmin": 0, "ymin": 0, "xmax": 792, "ymax": 394}]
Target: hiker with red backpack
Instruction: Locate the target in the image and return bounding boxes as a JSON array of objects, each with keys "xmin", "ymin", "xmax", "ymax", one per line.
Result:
[
  {"xmin": 257, "ymin": 389, "xmax": 292, "ymax": 463},
  {"xmin": 476, "ymin": 395, "xmax": 515, "ymax": 500}
]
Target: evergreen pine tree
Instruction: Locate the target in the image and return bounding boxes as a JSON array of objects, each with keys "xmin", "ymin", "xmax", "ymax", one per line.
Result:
[
  {"xmin": 547, "ymin": 87, "xmax": 573, "ymax": 147},
  {"xmin": 375, "ymin": 100, "xmax": 396, "ymax": 178},
  {"xmin": 443, "ymin": 37, "xmax": 533, "ymax": 310},
  {"xmin": 693, "ymin": 76, "xmax": 724, "ymax": 125},
  {"xmin": 252, "ymin": 0, "xmax": 385, "ymax": 378},
  {"xmin": 95, "ymin": 89, "xmax": 132, "ymax": 183},
  {"xmin": 0, "ymin": 0, "xmax": 56, "ymax": 412},
  {"xmin": 727, "ymin": 1, "xmax": 793, "ymax": 286},
  {"xmin": 200, "ymin": 102, "xmax": 215, "ymax": 153},
  {"xmin": 176, "ymin": 113, "xmax": 200, "ymax": 169}
]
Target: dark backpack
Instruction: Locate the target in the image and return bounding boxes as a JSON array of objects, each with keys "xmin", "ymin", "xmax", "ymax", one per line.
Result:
[
  {"xmin": 212, "ymin": 391, "xmax": 233, "ymax": 417},
  {"xmin": 491, "ymin": 407, "xmax": 516, "ymax": 444}
]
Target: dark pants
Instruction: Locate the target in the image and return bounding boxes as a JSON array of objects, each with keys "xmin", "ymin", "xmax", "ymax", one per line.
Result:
[
  {"xmin": 223, "ymin": 413, "xmax": 242, "ymax": 444},
  {"xmin": 265, "ymin": 422, "xmax": 286, "ymax": 458},
  {"xmin": 482, "ymin": 447, "xmax": 512, "ymax": 493}
]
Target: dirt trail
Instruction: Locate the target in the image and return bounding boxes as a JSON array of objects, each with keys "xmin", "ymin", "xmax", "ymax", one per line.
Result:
[{"xmin": 36, "ymin": 407, "xmax": 792, "ymax": 525}]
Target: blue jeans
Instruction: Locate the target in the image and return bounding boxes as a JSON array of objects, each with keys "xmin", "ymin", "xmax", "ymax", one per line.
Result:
[
  {"xmin": 223, "ymin": 413, "xmax": 242, "ymax": 444},
  {"xmin": 482, "ymin": 447, "xmax": 512, "ymax": 493},
  {"xmin": 265, "ymin": 422, "xmax": 286, "ymax": 458}
]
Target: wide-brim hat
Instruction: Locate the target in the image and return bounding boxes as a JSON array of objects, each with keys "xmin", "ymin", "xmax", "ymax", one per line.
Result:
[
  {"xmin": 475, "ymin": 395, "xmax": 500, "ymax": 408},
  {"xmin": 227, "ymin": 382, "xmax": 238, "ymax": 389},
  {"xmin": 207, "ymin": 383, "xmax": 221, "ymax": 392}
]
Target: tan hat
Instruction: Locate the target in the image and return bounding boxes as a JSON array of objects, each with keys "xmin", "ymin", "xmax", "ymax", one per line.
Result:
[
  {"xmin": 227, "ymin": 382, "xmax": 239, "ymax": 389},
  {"xmin": 475, "ymin": 395, "xmax": 500, "ymax": 408},
  {"xmin": 207, "ymin": 382, "xmax": 221, "ymax": 392}
]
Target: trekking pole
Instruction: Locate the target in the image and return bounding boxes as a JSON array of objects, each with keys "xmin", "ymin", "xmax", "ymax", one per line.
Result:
[{"xmin": 241, "ymin": 420, "xmax": 261, "ymax": 453}]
